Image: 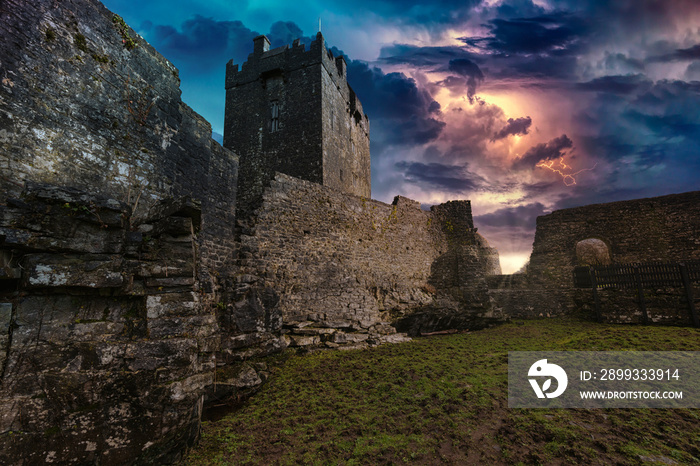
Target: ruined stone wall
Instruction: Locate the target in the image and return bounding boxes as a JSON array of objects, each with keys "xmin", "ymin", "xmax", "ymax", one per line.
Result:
[
  {"xmin": 0, "ymin": 0, "xmax": 505, "ymax": 463},
  {"xmin": 491, "ymin": 191, "xmax": 700, "ymax": 323},
  {"xmin": 0, "ymin": 185, "xmax": 215, "ymax": 464},
  {"xmin": 227, "ymin": 173, "xmax": 503, "ymax": 346},
  {"xmin": 573, "ymin": 286, "xmax": 700, "ymax": 326},
  {"xmin": 0, "ymin": 0, "xmax": 239, "ymax": 281},
  {"xmin": 528, "ymin": 191, "xmax": 700, "ymax": 288},
  {"xmin": 0, "ymin": 0, "xmax": 241, "ymax": 463},
  {"xmin": 486, "ymin": 275, "xmax": 576, "ymax": 319}
]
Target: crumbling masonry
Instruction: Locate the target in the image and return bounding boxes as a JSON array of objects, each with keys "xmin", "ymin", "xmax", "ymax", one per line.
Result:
[
  {"xmin": 0, "ymin": 0, "xmax": 697, "ymax": 463},
  {"xmin": 0, "ymin": 0, "xmax": 500, "ymax": 463}
]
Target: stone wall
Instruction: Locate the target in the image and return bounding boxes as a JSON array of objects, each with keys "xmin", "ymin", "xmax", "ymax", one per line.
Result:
[
  {"xmin": 486, "ymin": 275, "xmax": 576, "ymax": 319},
  {"xmin": 320, "ymin": 49, "xmax": 371, "ymax": 199},
  {"xmin": 227, "ymin": 173, "xmax": 504, "ymax": 347},
  {"xmin": 490, "ymin": 191, "xmax": 700, "ymax": 324},
  {"xmin": 573, "ymin": 286, "xmax": 700, "ymax": 326},
  {"xmin": 528, "ymin": 191, "xmax": 700, "ymax": 288},
  {"xmin": 0, "ymin": 184, "xmax": 215, "ymax": 464},
  {"xmin": 0, "ymin": 0, "xmax": 239, "ymax": 283},
  {"xmin": 0, "ymin": 0, "xmax": 240, "ymax": 463}
]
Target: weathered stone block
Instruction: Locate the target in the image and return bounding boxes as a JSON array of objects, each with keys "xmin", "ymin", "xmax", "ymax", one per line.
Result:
[
  {"xmin": 147, "ymin": 315, "xmax": 217, "ymax": 339},
  {"xmin": 145, "ymin": 277, "xmax": 195, "ymax": 288},
  {"xmin": 221, "ymin": 332, "xmax": 269, "ymax": 351},
  {"xmin": 332, "ymin": 332, "xmax": 370, "ymax": 344},
  {"xmin": 0, "ymin": 302, "xmax": 11, "ymax": 330},
  {"xmin": 136, "ymin": 260, "xmax": 194, "ymax": 278},
  {"xmin": 24, "ymin": 254, "xmax": 123, "ymax": 288},
  {"xmin": 292, "ymin": 327, "xmax": 336, "ymax": 336},
  {"xmin": 0, "ymin": 0, "xmax": 230, "ymax": 461},
  {"xmin": 283, "ymin": 334, "xmax": 321, "ymax": 347},
  {"xmin": 146, "ymin": 292, "xmax": 200, "ymax": 319},
  {"xmin": 378, "ymin": 333, "xmax": 412, "ymax": 344},
  {"xmin": 222, "ymin": 363, "xmax": 262, "ymax": 389},
  {"xmin": 169, "ymin": 373, "xmax": 213, "ymax": 402},
  {"xmin": 369, "ymin": 322, "xmax": 397, "ymax": 335},
  {"xmin": 0, "ymin": 302, "xmax": 10, "ymax": 362}
]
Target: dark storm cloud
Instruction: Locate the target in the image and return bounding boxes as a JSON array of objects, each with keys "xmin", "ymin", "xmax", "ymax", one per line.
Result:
[
  {"xmin": 340, "ymin": 0, "xmax": 484, "ymax": 26},
  {"xmin": 554, "ymin": 0, "xmax": 699, "ymax": 34},
  {"xmin": 267, "ymin": 21, "xmax": 308, "ymax": 48},
  {"xmin": 145, "ymin": 15, "xmax": 445, "ymax": 149},
  {"xmin": 575, "ymin": 79, "xmax": 700, "ymax": 158},
  {"xmin": 604, "ymin": 51, "xmax": 645, "ymax": 72},
  {"xmin": 520, "ymin": 181, "xmax": 558, "ymax": 198},
  {"xmin": 474, "ymin": 202, "xmax": 548, "ymax": 229},
  {"xmin": 623, "ymin": 110, "xmax": 700, "ymax": 140},
  {"xmin": 378, "ymin": 44, "xmax": 479, "ymax": 68},
  {"xmin": 495, "ymin": 0, "xmax": 546, "ymax": 19},
  {"xmin": 345, "ymin": 65, "xmax": 435, "ymax": 120},
  {"xmin": 448, "ymin": 58, "xmax": 483, "ymax": 78},
  {"xmin": 379, "ymin": 34, "xmax": 580, "ymax": 84},
  {"xmin": 494, "ymin": 54, "xmax": 580, "ymax": 81},
  {"xmin": 332, "ymin": 47, "xmax": 446, "ymax": 147},
  {"xmin": 575, "ymin": 74, "xmax": 652, "ymax": 94},
  {"xmin": 144, "ymin": 17, "xmax": 314, "ymax": 73},
  {"xmin": 443, "ymin": 10, "xmax": 590, "ymax": 83},
  {"xmin": 463, "ymin": 13, "xmax": 588, "ymax": 56},
  {"xmin": 685, "ymin": 61, "xmax": 700, "ymax": 80},
  {"xmin": 603, "ymin": 52, "xmax": 646, "ymax": 73},
  {"xmin": 575, "ymin": 135, "xmax": 636, "ymax": 163},
  {"xmin": 647, "ymin": 44, "xmax": 700, "ymax": 63},
  {"xmin": 512, "ymin": 135, "xmax": 573, "ymax": 169},
  {"xmin": 379, "ymin": 116, "xmax": 446, "ymax": 145},
  {"xmin": 570, "ymin": 76, "xmax": 700, "ymax": 201},
  {"xmin": 492, "ymin": 116, "xmax": 531, "ymax": 140},
  {"xmin": 395, "ymin": 161, "xmax": 487, "ymax": 192},
  {"xmin": 146, "ymin": 16, "xmax": 258, "ymax": 71},
  {"xmin": 448, "ymin": 58, "xmax": 484, "ymax": 102},
  {"xmin": 436, "ymin": 76, "xmax": 469, "ymax": 97}
]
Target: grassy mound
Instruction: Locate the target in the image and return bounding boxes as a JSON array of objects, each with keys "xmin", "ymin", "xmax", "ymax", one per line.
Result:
[{"xmin": 185, "ymin": 319, "xmax": 700, "ymax": 465}]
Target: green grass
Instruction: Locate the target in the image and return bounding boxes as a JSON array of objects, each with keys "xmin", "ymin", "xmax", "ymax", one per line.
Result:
[{"xmin": 185, "ymin": 319, "xmax": 700, "ymax": 465}]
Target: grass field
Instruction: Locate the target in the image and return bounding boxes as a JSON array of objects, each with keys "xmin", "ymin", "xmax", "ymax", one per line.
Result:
[{"xmin": 185, "ymin": 319, "xmax": 700, "ymax": 465}]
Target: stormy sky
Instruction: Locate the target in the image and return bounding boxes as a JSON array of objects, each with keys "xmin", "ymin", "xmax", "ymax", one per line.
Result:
[{"xmin": 102, "ymin": 0, "xmax": 700, "ymax": 273}]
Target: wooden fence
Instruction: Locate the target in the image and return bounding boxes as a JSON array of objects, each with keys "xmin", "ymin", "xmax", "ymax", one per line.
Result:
[{"xmin": 573, "ymin": 261, "xmax": 700, "ymax": 327}]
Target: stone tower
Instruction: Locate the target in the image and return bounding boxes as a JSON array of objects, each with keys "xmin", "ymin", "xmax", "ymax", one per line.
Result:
[{"xmin": 224, "ymin": 32, "xmax": 371, "ymax": 218}]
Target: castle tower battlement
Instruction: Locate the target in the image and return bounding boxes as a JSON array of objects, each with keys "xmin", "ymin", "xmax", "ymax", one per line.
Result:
[{"xmin": 225, "ymin": 32, "xmax": 371, "ymax": 219}]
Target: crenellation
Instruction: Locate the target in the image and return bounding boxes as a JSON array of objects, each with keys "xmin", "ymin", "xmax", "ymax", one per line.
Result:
[{"xmin": 253, "ymin": 34, "xmax": 270, "ymax": 54}]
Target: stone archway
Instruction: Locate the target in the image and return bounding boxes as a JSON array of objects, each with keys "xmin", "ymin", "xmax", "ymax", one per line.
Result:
[{"xmin": 575, "ymin": 238, "xmax": 611, "ymax": 266}]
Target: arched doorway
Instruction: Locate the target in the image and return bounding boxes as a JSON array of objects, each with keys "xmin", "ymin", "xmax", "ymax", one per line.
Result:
[{"xmin": 576, "ymin": 238, "xmax": 611, "ymax": 266}]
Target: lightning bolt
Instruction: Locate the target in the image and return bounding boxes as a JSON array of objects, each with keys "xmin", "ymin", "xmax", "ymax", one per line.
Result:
[{"xmin": 536, "ymin": 157, "xmax": 597, "ymax": 186}]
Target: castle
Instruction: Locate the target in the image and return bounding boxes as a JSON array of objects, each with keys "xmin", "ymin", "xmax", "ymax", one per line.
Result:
[
  {"xmin": 225, "ymin": 33, "xmax": 371, "ymax": 221},
  {"xmin": 0, "ymin": 0, "xmax": 697, "ymax": 464}
]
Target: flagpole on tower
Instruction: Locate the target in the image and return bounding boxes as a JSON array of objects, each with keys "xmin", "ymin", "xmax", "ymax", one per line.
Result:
[{"xmin": 318, "ymin": 17, "xmax": 321, "ymax": 33}]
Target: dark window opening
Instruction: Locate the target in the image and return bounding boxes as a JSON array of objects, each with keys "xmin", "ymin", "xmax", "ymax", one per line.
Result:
[{"xmin": 270, "ymin": 100, "xmax": 279, "ymax": 132}]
